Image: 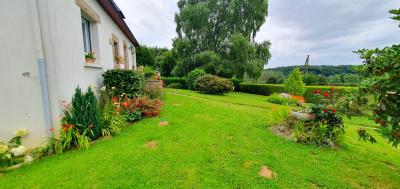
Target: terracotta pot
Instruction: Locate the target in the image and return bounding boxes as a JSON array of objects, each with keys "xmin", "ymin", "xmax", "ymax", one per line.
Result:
[
  {"xmin": 85, "ymin": 58, "xmax": 96, "ymax": 64},
  {"xmin": 290, "ymin": 111, "xmax": 312, "ymax": 121},
  {"xmin": 143, "ymin": 112, "xmax": 155, "ymax": 117}
]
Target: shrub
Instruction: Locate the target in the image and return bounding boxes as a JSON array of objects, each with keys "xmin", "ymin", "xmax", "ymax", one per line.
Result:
[
  {"xmin": 0, "ymin": 129, "xmax": 29, "ymax": 169},
  {"xmin": 284, "ymin": 68, "xmax": 306, "ymax": 96},
  {"xmin": 103, "ymin": 69, "xmax": 143, "ymax": 98},
  {"xmin": 186, "ymin": 68, "xmax": 206, "ymax": 90},
  {"xmin": 266, "ymin": 94, "xmax": 299, "ymax": 106},
  {"xmin": 140, "ymin": 96, "xmax": 163, "ymax": 117},
  {"xmin": 230, "ymin": 78, "xmax": 241, "ymax": 91},
  {"xmin": 63, "ymin": 87, "xmax": 103, "ymax": 141},
  {"xmin": 238, "ymin": 83, "xmax": 285, "ymax": 96},
  {"xmin": 162, "ymin": 77, "xmax": 187, "ymax": 88},
  {"xmin": 143, "ymin": 66, "xmax": 156, "ymax": 80},
  {"xmin": 194, "ymin": 74, "xmax": 233, "ymax": 94},
  {"xmin": 294, "ymin": 89, "xmax": 345, "ymax": 146},
  {"xmin": 167, "ymin": 83, "xmax": 183, "ymax": 89},
  {"xmin": 117, "ymin": 97, "xmax": 143, "ymax": 122}
]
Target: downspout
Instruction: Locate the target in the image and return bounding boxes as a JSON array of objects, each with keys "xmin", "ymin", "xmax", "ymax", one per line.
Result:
[{"xmin": 32, "ymin": 0, "xmax": 53, "ymax": 135}]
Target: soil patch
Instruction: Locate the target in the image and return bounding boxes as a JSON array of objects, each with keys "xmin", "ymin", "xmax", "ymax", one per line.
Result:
[
  {"xmin": 158, "ymin": 121, "xmax": 169, "ymax": 127},
  {"xmin": 145, "ymin": 140, "xmax": 158, "ymax": 149},
  {"xmin": 259, "ymin": 166, "xmax": 277, "ymax": 179}
]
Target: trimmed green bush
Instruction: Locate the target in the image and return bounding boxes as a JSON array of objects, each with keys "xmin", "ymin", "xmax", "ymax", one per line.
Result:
[
  {"xmin": 103, "ymin": 69, "xmax": 143, "ymax": 97},
  {"xmin": 194, "ymin": 74, "xmax": 233, "ymax": 94},
  {"xmin": 186, "ymin": 68, "xmax": 206, "ymax": 90},
  {"xmin": 238, "ymin": 83, "xmax": 285, "ymax": 96},
  {"xmin": 238, "ymin": 83, "xmax": 353, "ymax": 103},
  {"xmin": 162, "ymin": 77, "xmax": 187, "ymax": 88},
  {"xmin": 284, "ymin": 68, "xmax": 306, "ymax": 96},
  {"xmin": 167, "ymin": 83, "xmax": 183, "ymax": 89},
  {"xmin": 230, "ymin": 78, "xmax": 241, "ymax": 91}
]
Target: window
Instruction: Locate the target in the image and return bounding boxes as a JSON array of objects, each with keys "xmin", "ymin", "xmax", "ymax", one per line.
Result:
[
  {"xmin": 123, "ymin": 44, "xmax": 129, "ymax": 69},
  {"xmin": 81, "ymin": 17, "xmax": 92, "ymax": 53}
]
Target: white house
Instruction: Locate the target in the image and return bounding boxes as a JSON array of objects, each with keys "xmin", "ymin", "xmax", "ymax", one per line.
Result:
[{"xmin": 0, "ymin": 0, "xmax": 139, "ymax": 147}]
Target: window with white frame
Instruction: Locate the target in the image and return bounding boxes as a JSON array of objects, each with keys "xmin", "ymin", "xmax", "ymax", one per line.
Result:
[{"xmin": 81, "ymin": 16, "xmax": 92, "ymax": 53}]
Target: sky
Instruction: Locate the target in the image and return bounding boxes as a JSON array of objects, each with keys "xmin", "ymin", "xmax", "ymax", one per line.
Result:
[{"xmin": 115, "ymin": 0, "xmax": 400, "ymax": 68}]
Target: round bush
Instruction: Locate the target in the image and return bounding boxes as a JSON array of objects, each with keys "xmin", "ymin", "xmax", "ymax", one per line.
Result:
[
  {"xmin": 102, "ymin": 69, "xmax": 143, "ymax": 97},
  {"xmin": 194, "ymin": 74, "xmax": 233, "ymax": 94},
  {"xmin": 186, "ymin": 68, "xmax": 206, "ymax": 90}
]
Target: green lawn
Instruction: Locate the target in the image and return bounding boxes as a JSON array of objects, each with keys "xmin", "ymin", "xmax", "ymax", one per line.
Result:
[{"xmin": 0, "ymin": 89, "xmax": 399, "ymax": 188}]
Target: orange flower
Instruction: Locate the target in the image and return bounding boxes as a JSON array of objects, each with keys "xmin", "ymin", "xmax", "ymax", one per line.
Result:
[
  {"xmin": 291, "ymin": 95, "xmax": 305, "ymax": 103},
  {"xmin": 123, "ymin": 101, "xmax": 130, "ymax": 107},
  {"xmin": 50, "ymin": 128, "xmax": 56, "ymax": 132},
  {"xmin": 61, "ymin": 124, "xmax": 74, "ymax": 132}
]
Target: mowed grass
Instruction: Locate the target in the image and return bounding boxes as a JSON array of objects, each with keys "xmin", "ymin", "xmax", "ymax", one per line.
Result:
[{"xmin": 0, "ymin": 90, "xmax": 399, "ymax": 188}]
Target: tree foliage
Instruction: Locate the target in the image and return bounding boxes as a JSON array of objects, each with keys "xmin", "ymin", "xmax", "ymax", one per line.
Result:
[
  {"xmin": 284, "ymin": 68, "xmax": 306, "ymax": 96},
  {"xmin": 351, "ymin": 9, "xmax": 400, "ymax": 147},
  {"xmin": 173, "ymin": 0, "xmax": 271, "ymax": 79}
]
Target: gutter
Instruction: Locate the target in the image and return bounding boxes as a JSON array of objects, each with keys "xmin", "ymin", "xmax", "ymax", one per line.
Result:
[{"xmin": 32, "ymin": 0, "xmax": 53, "ymax": 135}]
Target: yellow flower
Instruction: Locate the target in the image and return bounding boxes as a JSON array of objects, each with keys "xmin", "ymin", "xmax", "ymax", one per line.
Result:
[
  {"xmin": 15, "ymin": 128, "xmax": 29, "ymax": 137},
  {"xmin": 0, "ymin": 144, "xmax": 8, "ymax": 154}
]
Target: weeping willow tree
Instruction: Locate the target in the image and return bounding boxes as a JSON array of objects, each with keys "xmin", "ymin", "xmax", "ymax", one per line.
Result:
[{"xmin": 172, "ymin": 0, "xmax": 271, "ymax": 79}]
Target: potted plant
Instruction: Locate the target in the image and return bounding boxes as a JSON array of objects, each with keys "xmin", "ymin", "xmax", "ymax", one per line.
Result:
[{"xmin": 85, "ymin": 51, "xmax": 96, "ymax": 64}]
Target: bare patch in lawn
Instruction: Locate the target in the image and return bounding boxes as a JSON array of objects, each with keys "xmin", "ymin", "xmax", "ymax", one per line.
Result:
[
  {"xmin": 158, "ymin": 121, "xmax": 169, "ymax": 127},
  {"xmin": 145, "ymin": 140, "xmax": 158, "ymax": 149},
  {"xmin": 259, "ymin": 166, "xmax": 277, "ymax": 179}
]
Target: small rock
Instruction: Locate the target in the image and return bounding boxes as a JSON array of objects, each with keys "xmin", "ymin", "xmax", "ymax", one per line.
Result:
[{"xmin": 259, "ymin": 166, "xmax": 277, "ymax": 179}]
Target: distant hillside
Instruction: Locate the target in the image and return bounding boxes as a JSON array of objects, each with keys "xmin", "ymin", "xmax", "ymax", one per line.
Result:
[{"xmin": 267, "ymin": 65, "xmax": 358, "ymax": 77}]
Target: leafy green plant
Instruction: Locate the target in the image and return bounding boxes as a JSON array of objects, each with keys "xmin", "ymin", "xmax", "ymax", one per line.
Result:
[
  {"xmin": 266, "ymin": 94, "xmax": 299, "ymax": 105},
  {"xmin": 186, "ymin": 68, "xmax": 206, "ymax": 90},
  {"xmin": 117, "ymin": 96, "xmax": 143, "ymax": 122},
  {"xmin": 103, "ymin": 69, "xmax": 144, "ymax": 98},
  {"xmin": 0, "ymin": 129, "xmax": 29, "ymax": 169},
  {"xmin": 284, "ymin": 68, "xmax": 306, "ymax": 96},
  {"xmin": 101, "ymin": 101, "xmax": 125, "ymax": 137},
  {"xmin": 194, "ymin": 74, "xmax": 233, "ymax": 94},
  {"xmin": 63, "ymin": 87, "xmax": 103, "ymax": 140}
]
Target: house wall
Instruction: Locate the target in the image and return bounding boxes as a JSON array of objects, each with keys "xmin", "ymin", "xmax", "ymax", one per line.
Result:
[
  {"xmin": 0, "ymin": 0, "xmax": 138, "ymax": 147},
  {"xmin": 0, "ymin": 0, "xmax": 48, "ymax": 147}
]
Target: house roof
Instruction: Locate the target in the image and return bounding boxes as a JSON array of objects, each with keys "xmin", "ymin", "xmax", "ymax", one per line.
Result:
[{"xmin": 97, "ymin": 0, "xmax": 139, "ymax": 47}]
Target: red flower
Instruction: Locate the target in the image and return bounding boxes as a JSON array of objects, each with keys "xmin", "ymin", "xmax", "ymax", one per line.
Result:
[
  {"xmin": 324, "ymin": 108, "xmax": 328, "ymax": 113},
  {"xmin": 332, "ymin": 109, "xmax": 337, "ymax": 113},
  {"xmin": 314, "ymin": 90, "xmax": 321, "ymax": 94},
  {"xmin": 323, "ymin": 92, "xmax": 329, "ymax": 98}
]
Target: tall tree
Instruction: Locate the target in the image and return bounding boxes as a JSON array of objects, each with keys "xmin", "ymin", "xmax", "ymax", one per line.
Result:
[{"xmin": 174, "ymin": 0, "xmax": 271, "ymax": 79}]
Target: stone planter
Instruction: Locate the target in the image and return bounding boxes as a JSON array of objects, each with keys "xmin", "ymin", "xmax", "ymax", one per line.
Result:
[{"xmin": 290, "ymin": 111, "xmax": 312, "ymax": 121}]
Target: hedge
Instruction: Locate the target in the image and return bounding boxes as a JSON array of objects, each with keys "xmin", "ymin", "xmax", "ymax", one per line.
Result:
[
  {"xmin": 162, "ymin": 77, "xmax": 187, "ymax": 89},
  {"xmin": 103, "ymin": 69, "xmax": 143, "ymax": 97},
  {"xmin": 238, "ymin": 83, "xmax": 354, "ymax": 103},
  {"xmin": 238, "ymin": 83, "xmax": 285, "ymax": 96}
]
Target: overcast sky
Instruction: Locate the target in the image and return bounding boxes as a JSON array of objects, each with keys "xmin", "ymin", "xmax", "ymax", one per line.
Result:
[{"xmin": 115, "ymin": 0, "xmax": 400, "ymax": 68}]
